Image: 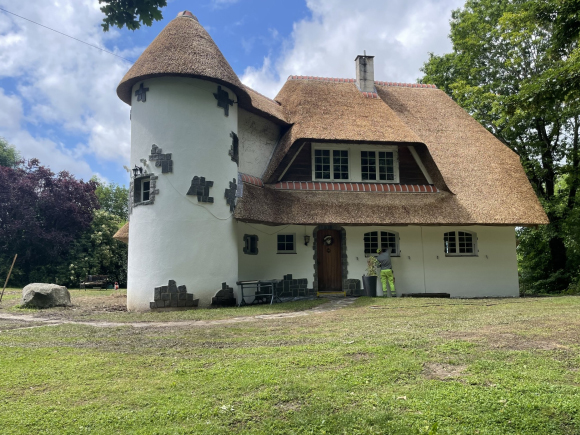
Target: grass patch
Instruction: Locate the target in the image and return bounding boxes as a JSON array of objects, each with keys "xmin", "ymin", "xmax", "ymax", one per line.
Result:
[{"xmin": 0, "ymin": 296, "xmax": 579, "ymax": 434}]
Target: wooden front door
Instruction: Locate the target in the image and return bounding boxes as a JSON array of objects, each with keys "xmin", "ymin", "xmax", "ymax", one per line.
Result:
[{"xmin": 317, "ymin": 229, "xmax": 342, "ymax": 292}]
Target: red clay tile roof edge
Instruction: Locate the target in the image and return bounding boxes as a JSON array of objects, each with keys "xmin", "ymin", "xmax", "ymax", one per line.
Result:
[
  {"xmin": 286, "ymin": 75, "xmax": 437, "ymax": 89},
  {"xmin": 240, "ymin": 173, "xmax": 438, "ymax": 193},
  {"xmin": 272, "ymin": 182, "xmax": 438, "ymax": 193},
  {"xmin": 240, "ymin": 173, "xmax": 264, "ymax": 188}
]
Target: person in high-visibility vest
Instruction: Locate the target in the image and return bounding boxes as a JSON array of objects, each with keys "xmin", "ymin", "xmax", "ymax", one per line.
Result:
[{"xmin": 377, "ymin": 248, "xmax": 395, "ymax": 297}]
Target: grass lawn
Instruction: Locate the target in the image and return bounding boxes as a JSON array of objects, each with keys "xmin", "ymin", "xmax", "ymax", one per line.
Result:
[{"xmin": 0, "ymin": 295, "xmax": 579, "ymax": 434}]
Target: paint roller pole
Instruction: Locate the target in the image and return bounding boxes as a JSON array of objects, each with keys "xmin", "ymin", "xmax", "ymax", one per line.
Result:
[{"xmin": 0, "ymin": 254, "xmax": 17, "ymax": 304}]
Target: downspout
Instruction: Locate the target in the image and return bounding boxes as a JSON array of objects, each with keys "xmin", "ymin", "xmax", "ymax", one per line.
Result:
[{"xmin": 421, "ymin": 226, "xmax": 427, "ymax": 293}]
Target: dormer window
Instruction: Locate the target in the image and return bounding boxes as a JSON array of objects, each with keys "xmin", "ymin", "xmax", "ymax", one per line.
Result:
[
  {"xmin": 311, "ymin": 144, "xmax": 398, "ymax": 183},
  {"xmin": 361, "ymin": 151, "xmax": 395, "ymax": 181},
  {"xmin": 314, "ymin": 149, "xmax": 349, "ymax": 180}
]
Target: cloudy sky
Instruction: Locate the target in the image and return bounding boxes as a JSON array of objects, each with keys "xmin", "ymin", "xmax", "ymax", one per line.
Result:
[{"xmin": 0, "ymin": 0, "xmax": 464, "ymax": 186}]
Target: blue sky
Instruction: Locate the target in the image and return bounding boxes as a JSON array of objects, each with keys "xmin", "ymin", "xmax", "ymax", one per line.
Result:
[{"xmin": 0, "ymin": 0, "xmax": 463, "ymax": 186}]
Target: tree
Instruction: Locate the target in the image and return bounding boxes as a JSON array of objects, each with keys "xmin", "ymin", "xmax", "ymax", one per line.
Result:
[
  {"xmin": 420, "ymin": 0, "xmax": 580, "ymax": 291},
  {"xmin": 0, "ymin": 160, "xmax": 99, "ymax": 285},
  {"xmin": 56, "ymin": 179, "xmax": 129, "ymax": 287},
  {"xmin": 0, "ymin": 137, "xmax": 20, "ymax": 168},
  {"xmin": 94, "ymin": 177, "xmax": 129, "ymax": 221},
  {"xmin": 58, "ymin": 210, "xmax": 128, "ymax": 287},
  {"xmin": 99, "ymin": 0, "xmax": 167, "ymax": 31}
]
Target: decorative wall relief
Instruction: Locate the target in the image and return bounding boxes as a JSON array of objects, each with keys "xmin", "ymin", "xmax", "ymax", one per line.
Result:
[
  {"xmin": 135, "ymin": 83, "xmax": 149, "ymax": 102},
  {"xmin": 224, "ymin": 178, "xmax": 238, "ymax": 212},
  {"xmin": 187, "ymin": 176, "xmax": 214, "ymax": 203},
  {"xmin": 211, "ymin": 282, "xmax": 236, "ymax": 307},
  {"xmin": 213, "ymin": 85, "xmax": 233, "ymax": 116},
  {"xmin": 148, "ymin": 144, "xmax": 173, "ymax": 174},
  {"xmin": 150, "ymin": 280, "xmax": 199, "ymax": 309},
  {"xmin": 229, "ymin": 132, "xmax": 239, "ymax": 165},
  {"xmin": 129, "ymin": 172, "xmax": 159, "ymax": 213}
]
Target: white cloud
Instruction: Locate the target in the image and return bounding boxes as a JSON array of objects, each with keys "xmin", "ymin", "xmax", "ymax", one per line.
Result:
[
  {"xmin": 0, "ymin": 0, "xmax": 136, "ymax": 179},
  {"xmin": 240, "ymin": 0, "xmax": 464, "ymax": 98}
]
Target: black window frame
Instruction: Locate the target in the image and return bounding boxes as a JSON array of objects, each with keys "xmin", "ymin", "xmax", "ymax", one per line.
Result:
[{"xmin": 277, "ymin": 234, "xmax": 296, "ymax": 254}]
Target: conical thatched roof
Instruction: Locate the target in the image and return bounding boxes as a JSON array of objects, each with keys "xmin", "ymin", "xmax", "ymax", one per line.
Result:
[
  {"xmin": 113, "ymin": 222, "xmax": 129, "ymax": 244},
  {"xmin": 117, "ymin": 11, "xmax": 249, "ymax": 106}
]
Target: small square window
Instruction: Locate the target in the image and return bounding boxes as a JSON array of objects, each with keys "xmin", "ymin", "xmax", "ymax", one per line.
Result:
[
  {"xmin": 243, "ymin": 234, "xmax": 258, "ymax": 255},
  {"xmin": 277, "ymin": 234, "xmax": 296, "ymax": 253}
]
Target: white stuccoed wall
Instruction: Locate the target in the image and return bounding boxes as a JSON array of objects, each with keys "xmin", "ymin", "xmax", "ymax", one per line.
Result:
[
  {"xmin": 236, "ymin": 223, "xmax": 519, "ymax": 298},
  {"xmin": 237, "ymin": 109, "xmax": 280, "ymax": 178},
  {"xmin": 128, "ymin": 77, "xmax": 239, "ymax": 310}
]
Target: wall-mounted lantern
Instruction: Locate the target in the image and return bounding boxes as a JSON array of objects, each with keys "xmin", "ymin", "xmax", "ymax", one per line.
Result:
[
  {"xmin": 304, "ymin": 235, "xmax": 310, "ymax": 246},
  {"xmin": 132, "ymin": 165, "xmax": 143, "ymax": 177}
]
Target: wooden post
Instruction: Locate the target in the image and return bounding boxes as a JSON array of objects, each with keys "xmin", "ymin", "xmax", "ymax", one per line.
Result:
[{"xmin": 0, "ymin": 254, "xmax": 17, "ymax": 304}]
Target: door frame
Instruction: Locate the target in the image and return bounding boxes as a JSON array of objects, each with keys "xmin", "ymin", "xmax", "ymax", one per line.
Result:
[{"xmin": 312, "ymin": 225, "xmax": 348, "ymax": 293}]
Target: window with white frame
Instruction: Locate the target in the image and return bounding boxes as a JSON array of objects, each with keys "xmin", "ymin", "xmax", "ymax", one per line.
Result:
[
  {"xmin": 313, "ymin": 149, "xmax": 349, "ymax": 180},
  {"xmin": 444, "ymin": 231, "xmax": 477, "ymax": 256},
  {"xmin": 363, "ymin": 231, "xmax": 400, "ymax": 256},
  {"xmin": 133, "ymin": 176, "xmax": 151, "ymax": 204},
  {"xmin": 361, "ymin": 150, "xmax": 396, "ymax": 181},
  {"xmin": 277, "ymin": 234, "xmax": 296, "ymax": 254}
]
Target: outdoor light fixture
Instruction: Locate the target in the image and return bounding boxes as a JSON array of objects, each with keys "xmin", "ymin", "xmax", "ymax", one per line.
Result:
[
  {"xmin": 132, "ymin": 165, "xmax": 143, "ymax": 177},
  {"xmin": 304, "ymin": 235, "xmax": 310, "ymax": 246}
]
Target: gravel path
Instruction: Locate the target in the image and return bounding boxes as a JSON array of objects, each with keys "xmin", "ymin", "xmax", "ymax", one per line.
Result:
[{"xmin": 0, "ymin": 297, "xmax": 357, "ymax": 329}]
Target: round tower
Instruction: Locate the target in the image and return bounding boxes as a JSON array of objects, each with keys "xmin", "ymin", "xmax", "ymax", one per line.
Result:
[{"xmin": 117, "ymin": 11, "xmax": 248, "ymax": 310}]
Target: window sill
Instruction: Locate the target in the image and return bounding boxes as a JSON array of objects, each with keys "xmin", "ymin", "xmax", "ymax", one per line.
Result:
[
  {"xmin": 444, "ymin": 254, "xmax": 478, "ymax": 257},
  {"xmin": 277, "ymin": 252, "xmax": 297, "ymax": 254}
]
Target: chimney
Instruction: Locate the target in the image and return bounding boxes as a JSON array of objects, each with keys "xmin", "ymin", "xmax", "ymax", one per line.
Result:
[{"xmin": 355, "ymin": 52, "xmax": 375, "ymax": 93}]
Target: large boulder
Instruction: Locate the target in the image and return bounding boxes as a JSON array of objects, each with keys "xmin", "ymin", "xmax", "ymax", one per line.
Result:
[{"xmin": 21, "ymin": 283, "xmax": 72, "ymax": 309}]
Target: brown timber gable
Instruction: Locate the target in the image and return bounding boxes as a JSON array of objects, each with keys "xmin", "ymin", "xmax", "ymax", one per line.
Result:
[{"xmin": 279, "ymin": 143, "xmax": 429, "ymax": 184}]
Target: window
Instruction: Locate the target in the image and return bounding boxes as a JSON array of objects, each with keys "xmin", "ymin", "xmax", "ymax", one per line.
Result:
[
  {"xmin": 363, "ymin": 231, "xmax": 399, "ymax": 256},
  {"xmin": 243, "ymin": 234, "xmax": 258, "ymax": 255},
  {"xmin": 314, "ymin": 149, "xmax": 349, "ymax": 180},
  {"xmin": 133, "ymin": 176, "xmax": 151, "ymax": 204},
  {"xmin": 444, "ymin": 231, "xmax": 477, "ymax": 256},
  {"xmin": 361, "ymin": 151, "xmax": 395, "ymax": 181},
  {"xmin": 277, "ymin": 234, "xmax": 296, "ymax": 253}
]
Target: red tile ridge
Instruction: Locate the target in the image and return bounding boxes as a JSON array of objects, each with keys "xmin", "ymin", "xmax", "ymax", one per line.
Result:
[
  {"xmin": 374, "ymin": 81, "xmax": 437, "ymax": 89},
  {"xmin": 269, "ymin": 182, "xmax": 440, "ymax": 192}
]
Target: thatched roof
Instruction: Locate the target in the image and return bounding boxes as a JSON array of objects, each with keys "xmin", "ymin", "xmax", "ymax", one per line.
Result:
[
  {"xmin": 117, "ymin": 16, "xmax": 548, "ymax": 228},
  {"xmin": 262, "ymin": 77, "xmax": 423, "ymax": 182},
  {"xmin": 234, "ymin": 77, "xmax": 548, "ymax": 226},
  {"xmin": 116, "ymin": 12, "xmax": 289, "ymax": 125},
  {"xmin": 113, "ymin": 222, "xmax": 129, "ymax": 244}
]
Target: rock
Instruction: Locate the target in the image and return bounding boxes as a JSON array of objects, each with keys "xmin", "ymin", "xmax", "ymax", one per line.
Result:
[{"xmin": 21, "ymin": 283, "xmax": 72, "ymax": 309}]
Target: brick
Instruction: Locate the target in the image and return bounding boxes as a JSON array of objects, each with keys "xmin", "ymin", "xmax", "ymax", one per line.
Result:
[
  {"xmin": 161, "ymin": 293, "xmax": 170, "ymax": 301},
  {"xmin": 150, "ymin": 302, "xmax": 156, "ymax": 309},
  {"xmin": 156, "ymin": 300, "xmax": 165, "ymax": 308}
]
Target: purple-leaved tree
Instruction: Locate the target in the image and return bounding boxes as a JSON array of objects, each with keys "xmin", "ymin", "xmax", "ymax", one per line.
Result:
[{"xmin": 0, "ymin": 159, "xmax": 99, "ymax": 285}]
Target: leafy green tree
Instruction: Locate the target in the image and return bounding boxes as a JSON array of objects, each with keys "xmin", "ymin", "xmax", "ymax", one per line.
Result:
[
  {"xmin": 58, "ymin": 210, "xmax": 128, "ymax": 287},
  {"xmin": 420, "ymin": 0, "xmax": 580, "ymax": 291},
  {"xmin": 99, "ymin": 0, "xmax": 167, "ymax": 31},
  {"xmin": 57, "ymin": 179, "xmax": 129, "ymax": 287},
  {"xmin": 93, "ymin": 176, "xmax": 129, "ymax": 221},
  {"xmin": 0, "ymin": 137, "xmax": 20, "ymax": 168}
]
